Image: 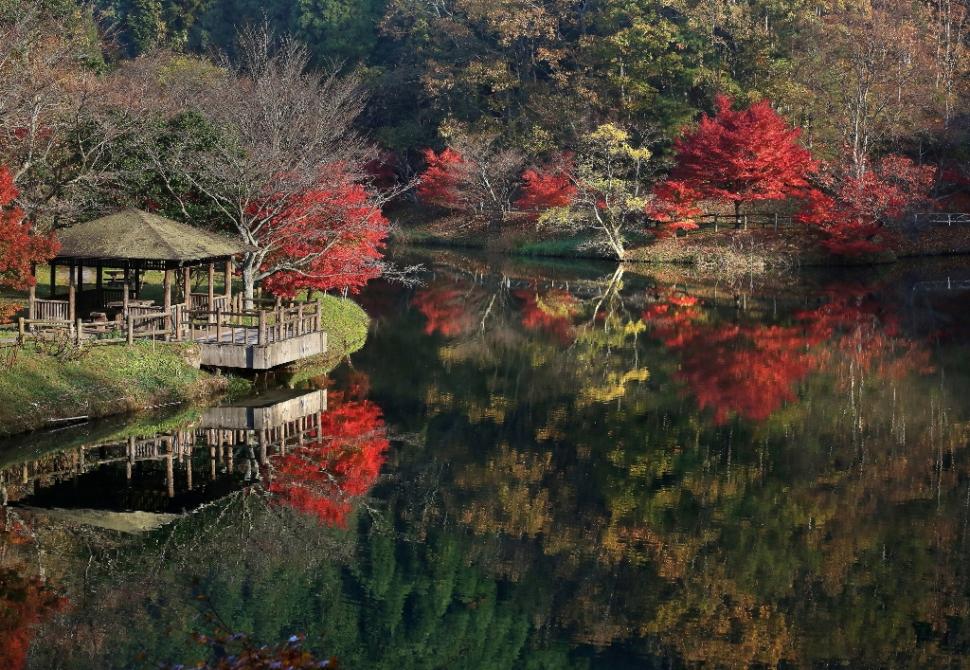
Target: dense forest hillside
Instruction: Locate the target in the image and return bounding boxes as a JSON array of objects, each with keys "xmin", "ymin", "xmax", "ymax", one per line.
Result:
[
  {"xmin": 0, "ymin": 0, "xmax": 967, "ymax": 287},
  {"xmin": 92, "ymin": 0, "xmax": 968, "ymax": 166}
]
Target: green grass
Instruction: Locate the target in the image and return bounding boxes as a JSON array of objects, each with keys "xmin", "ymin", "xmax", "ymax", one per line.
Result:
[
  {"xmin": 282, "ymin": 294, "xmax": 370, "ymax": 387},
  {"xmin": 515, "ymin": 234, "xmax": 595, "ymax": 258},
  {"xmin": 0, "ymin": 341, "xmax": 225, "ymax": 437}
]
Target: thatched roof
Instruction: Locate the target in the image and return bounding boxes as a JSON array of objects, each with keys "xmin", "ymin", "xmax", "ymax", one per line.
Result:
[{"xmin": 54, "ymin": 209, "xmax": 245, "ymax": 264}]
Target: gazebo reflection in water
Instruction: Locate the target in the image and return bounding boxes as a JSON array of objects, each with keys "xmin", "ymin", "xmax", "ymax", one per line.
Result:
[{"xmin": 0, "ymin": 389, "xmax": 326, "ymax": 530}]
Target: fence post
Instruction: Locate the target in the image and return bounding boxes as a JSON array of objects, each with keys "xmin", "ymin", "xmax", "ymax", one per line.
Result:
[
  {"xmin": 258, "ymin": 310, "xmax": 266, "ymax": 345},
  {"xmin": 713, "ymin": 213, "xmax": 718, "ymax": 233},
  {"xmin": 18, "ymin": 317, "xmax": 25, "ymax": 344},
  {"xmin": 75, "ymin": 318, "xmax": 83, "ymax": 346},
  {"xmin": 316, "ymin": 298, "xmax": 323, "ymax": 332},
  {"xmin": 215, "ymin": 307, "xmax": 223, "ymax": 343},
  {"xmin": 774, "ymin": 213, "xmax": 779, "ymax": 231},
  {"xmin": 127, "ymin": 317, "xmax": 134, "ymax": 345}
]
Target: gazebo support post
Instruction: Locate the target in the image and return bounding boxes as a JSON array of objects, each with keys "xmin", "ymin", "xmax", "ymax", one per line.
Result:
[
  {"xmin": 182, "ymin": 266, "xmax": 191, "ymax": 306},
  {"xmin": 224, "ymin": 258, "xmax": 232, "ymax": 303},
  {"xmin": 49, "ymin": 262, "xmax": 56, "ymax": 298},
  {"xmin": 163, "ymin": 268, "xmax": 173, "ymax": 339},
  {"xmin": 95, "ymin": 263, "xmax": 103, "ymax": 308},
  {"xmin": 207, "ymin": 261, "xmax": 215, "ymax": 325},
  {"xmin": 68, "ymin": 265, "xmax": 76, "ymax": 322}
]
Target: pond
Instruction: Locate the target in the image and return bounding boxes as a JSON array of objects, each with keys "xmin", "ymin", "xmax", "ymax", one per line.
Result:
[{"xmin": 4, "ymin": 250, "xmax": 970, "ymax": 668}]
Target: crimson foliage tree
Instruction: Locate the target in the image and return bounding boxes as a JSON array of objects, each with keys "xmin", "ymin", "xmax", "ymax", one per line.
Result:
[
  {"xmin": 0, "ymin": 166, "xmax": 58, "ymax": 296},
  {"xmin": 514, "ymin": 156, "xmax": 577, "ymax": 216},
  {"xmin": 671, "ymin": 95, "xmax": 816, "ymax": 221},
  {"xmin": 797, "ymin": 155, "xmax": 936, "ymax": 256},
  {"xmin": 253, "ymin": 165, "xmax": 389, "ymax": 298},
  {"xmin": 417, "ymin": 148, "xmax": 468, "ymax": 210}
]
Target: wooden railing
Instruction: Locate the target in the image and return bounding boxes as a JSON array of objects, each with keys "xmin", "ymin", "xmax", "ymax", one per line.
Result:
[
  {"xmin": 185, "ymin": 300, "xmax": 322, "ymax": 346},
  {"xmin": 32, "ymin": 298, "xmax": 69, "ymax": 321},
  {"xmin": 667, "ymin": 213, "xmax": 798, "ymax": 233},
  {"xmin": 188, "ymin": 293, "xmax": 230, "ymax": 312},
  {"xmin": 19, "ymin": 299, "xmax": 321, "ymax": 349},
  {"xmin": 910, "ymin": 212, "xmax": 970, "ymax": 227}
]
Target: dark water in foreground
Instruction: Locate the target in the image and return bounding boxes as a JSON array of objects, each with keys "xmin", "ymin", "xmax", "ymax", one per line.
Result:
[{"xmin": 4, "ymin": 251, "xmax": 970, "ymax": 668}]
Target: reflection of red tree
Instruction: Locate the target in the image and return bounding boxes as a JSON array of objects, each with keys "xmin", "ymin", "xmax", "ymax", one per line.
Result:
[
  {"xmin": 270, "ymin": 399, "xmax": 389, "ymax": 527},
  {"xmin": 411, "ymin": 286, "xmax": 476, "ymax": 337},
  {"xmin": 0, "ymin": 516, "xmax": 66, "ymax": 670},
  {"xmin": 646, "ymin": 291, "xmax": 817, "ymax": 424},
  {"xmin": 645, "ymin": 285, "xmax": 933, "ymax": 425},
  {"xmin": 678, "ymin": 324, "xmax": 817, "ymax": 424},
  {"xmin": 515, "ymin": 289, "xmax": 579, "ymax": 345},
  {"xmin": 795, "ymin": 286, "xmax": 934, "ymax": 381}
]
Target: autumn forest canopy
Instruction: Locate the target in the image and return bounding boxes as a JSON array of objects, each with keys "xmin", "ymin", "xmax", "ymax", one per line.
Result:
[{"xmin": 0, "ymin": 0, "xmax": 968, "ymax": 298}]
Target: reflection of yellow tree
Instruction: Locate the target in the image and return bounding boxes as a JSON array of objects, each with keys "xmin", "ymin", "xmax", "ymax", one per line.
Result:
[
  {"xmin": 643, "ymin": 565, "xmax": 796, "ymax": 668},
  {"xmin": 456, "ymin": 444, "xmax": 553, "ymax": 540}
]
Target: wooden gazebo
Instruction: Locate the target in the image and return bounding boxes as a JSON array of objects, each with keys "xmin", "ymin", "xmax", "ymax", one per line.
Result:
[
  {"xmin": 23, "ymin": 209, "xmax": 327, "ymax": 369},
  {"xmin": 29, "ymin": 209, "xmax": 246, "ymax": 323}
]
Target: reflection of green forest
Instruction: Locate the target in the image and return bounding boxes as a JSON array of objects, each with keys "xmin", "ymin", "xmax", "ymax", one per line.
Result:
[
  {"xmin": 355, "ymin": 262, "xmax": 970, "ymax": 667},
  {"xmin": 14, "ymin": 258, "xmax": 970, "ymax": 668},
  {"xmin": 26, "ymin": 494, "xmax": 588, "ymax": 670}
]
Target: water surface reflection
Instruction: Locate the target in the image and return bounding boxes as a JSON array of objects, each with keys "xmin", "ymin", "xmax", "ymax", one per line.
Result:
[{"xmin": 4, "ymin": 254, "xmax": 970, "ymax": 668}]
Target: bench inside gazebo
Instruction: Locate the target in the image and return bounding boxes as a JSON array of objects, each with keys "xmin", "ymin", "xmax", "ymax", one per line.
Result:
[{"xmin": 22, "ymin": 209, "xmax": 328, "ymax": 369}]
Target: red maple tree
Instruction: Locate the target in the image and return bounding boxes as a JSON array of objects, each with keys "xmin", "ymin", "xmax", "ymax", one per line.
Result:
[
  {"xmin": 416, "ymin": 148, "xmax": 471, "ymax": 210},
  {"xmin": 797, "ymin": 155, "xmax": 936, "ymax": 256},
  {"xmin": 269, "ymin": 398, "xmax": 389, "ymax": 527},
  {"xmin": 0, "ymin": 166, "xmax": 59, "ymax": 318},
  {"xmin": 671, "ymin": 95, "xmax": 816, "ymax": 221},
  {"xmin": 645, "ymin": 180, "xmax": 703, "ymax": 236},
  {"xmin": 514, "ymin": 156, "xmax": 577, "ymax": 216},
  {"xmin": 254, "ymin": 165, "xmax": 389, "ymax": 297}
]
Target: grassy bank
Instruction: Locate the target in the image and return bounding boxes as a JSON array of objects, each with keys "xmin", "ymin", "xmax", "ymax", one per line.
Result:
[
  {"xmin": 281, "ymin": 294, "xmax": 370, "ymax": 387},
  {"xmin": 0, "ymin": 294, "xmax": 372, "ymax": 435},
  {"xmin": 392, "ymin": 207, "xmax": 970, "ymax": 270},
  {"xmin": 0, "ymin": 342, "xmax": 227, "ymax": 437}
]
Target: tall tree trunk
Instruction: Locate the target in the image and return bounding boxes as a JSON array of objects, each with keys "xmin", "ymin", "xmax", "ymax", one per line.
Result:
[{"xmin": 242, "ymin": 257, "xmax": 257, "ymax": 310}]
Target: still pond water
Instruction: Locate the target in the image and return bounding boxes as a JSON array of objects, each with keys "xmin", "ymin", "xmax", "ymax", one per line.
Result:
[{"xmin": 4, "ymin": 250, "xmax": 970, "ymax": 669}]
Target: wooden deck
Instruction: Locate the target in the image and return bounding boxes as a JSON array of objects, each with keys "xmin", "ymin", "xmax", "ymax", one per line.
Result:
[{"xmin": 20, "ymin": 296, "xmax": 329, "ymax": 371}]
